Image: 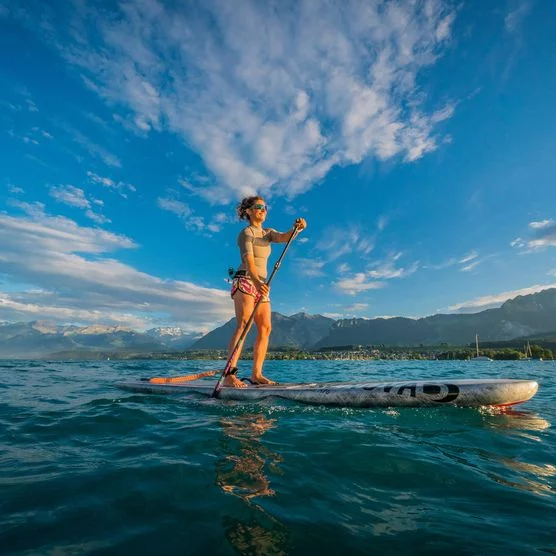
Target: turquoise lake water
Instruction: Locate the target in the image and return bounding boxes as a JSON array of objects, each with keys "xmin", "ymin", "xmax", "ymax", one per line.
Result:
[{"xmin": 1, "ymin": 359, "xmax": 555, "ymax": 555}]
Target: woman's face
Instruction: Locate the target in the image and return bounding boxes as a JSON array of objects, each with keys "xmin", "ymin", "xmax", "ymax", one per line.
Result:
[{"xmin": 247, "ymin": 199, "xmax": 267, "ymax": 224}]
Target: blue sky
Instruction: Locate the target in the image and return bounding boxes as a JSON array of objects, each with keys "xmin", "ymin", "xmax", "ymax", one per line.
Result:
[{"xmin": 0, "ymin": 0, "xmax": 555, "ymax": 334}]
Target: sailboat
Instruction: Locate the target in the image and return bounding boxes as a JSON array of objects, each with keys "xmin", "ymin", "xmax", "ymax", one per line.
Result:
[
  {"xmin": 522, "ymin": 341, "xmax": 533, "ymax": 361},
  {"xmin": 472, "ymin": 334, "xmax": 492, "ymax": 361}
]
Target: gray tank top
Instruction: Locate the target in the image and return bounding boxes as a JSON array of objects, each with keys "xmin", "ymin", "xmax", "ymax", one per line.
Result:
[{"xmin": 237, "ymin": 225, "xmax": 279, "ymax": 280}]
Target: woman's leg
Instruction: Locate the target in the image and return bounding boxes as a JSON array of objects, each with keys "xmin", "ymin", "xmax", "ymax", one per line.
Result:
[
  {"xmin": 252, "ymin": 301, "xmax": 273, "ymax": 384},
  {"xmin": 224, "ymin": 290, "xmax": 255, "ymax": 387}
]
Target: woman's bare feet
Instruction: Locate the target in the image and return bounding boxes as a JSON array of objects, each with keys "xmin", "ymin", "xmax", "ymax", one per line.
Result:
[
  {"xmin": 223, "ymin": 374, "xmax": 247, "ymax": 388},
  {"xmin": 251, "ymin": 374, "xmax": 277, "ymax": 385}
]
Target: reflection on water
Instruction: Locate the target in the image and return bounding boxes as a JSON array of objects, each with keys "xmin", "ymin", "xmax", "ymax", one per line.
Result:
[
  {"xmin": 466, "ymin": 409, "xmax": 554, "ymax": 497},
  {"xmin": 216, "ymin": 414, "xmax": 281, "ymax": 501},
  {"xmin": 483, "ymin": 408, "xmax": 551, "ymax": 433},
  {"xmin": 216, "ymin": 413, "xmax": 290, "ymax": 555}
]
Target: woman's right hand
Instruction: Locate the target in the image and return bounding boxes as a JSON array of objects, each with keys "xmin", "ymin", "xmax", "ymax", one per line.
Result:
[{"xmin": 257, "ymin": 282, "xmax": 270, "ymax": 297}]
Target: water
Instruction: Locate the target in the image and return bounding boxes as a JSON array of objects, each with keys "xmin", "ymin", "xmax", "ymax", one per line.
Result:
[{"xmin": 1, "ymin": 360, "xmax": 554, "ymax": 555}]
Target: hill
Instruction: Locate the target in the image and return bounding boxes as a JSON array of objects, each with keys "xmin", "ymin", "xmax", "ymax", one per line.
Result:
[
  {"xmin": 191, "ymin": 312, "xmax": 335, "ymax": 350},
  {"xmin": 313, "ymin": 288, "xmax": 556, "ymax": 348}
]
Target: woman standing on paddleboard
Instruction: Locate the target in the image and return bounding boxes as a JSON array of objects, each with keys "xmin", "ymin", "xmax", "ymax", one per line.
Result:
[{"xmin": 224, "ymin": 196, "xmax": 306, "ymax": 388}]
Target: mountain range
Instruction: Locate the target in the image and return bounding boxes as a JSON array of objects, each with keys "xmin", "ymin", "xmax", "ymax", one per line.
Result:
[{"xmin": 0, "ymin": 288, "xmax": 555, "ymax": 358}]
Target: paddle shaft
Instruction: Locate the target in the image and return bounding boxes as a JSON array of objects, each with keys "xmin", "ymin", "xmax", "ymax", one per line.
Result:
[{"xmin": 212, "ymin": 224, "xmax": 301, "ymax": 397}]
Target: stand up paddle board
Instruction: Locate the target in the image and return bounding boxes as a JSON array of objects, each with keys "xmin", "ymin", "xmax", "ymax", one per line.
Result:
[{"xmin": 116, "ymin": 378, "xmax": 538, "ymax": 408}]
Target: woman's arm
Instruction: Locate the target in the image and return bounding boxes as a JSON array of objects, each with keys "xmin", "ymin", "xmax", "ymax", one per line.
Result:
[{"xmin": 272, "ymin": 218, "xmax": 307, "ymax": 243}]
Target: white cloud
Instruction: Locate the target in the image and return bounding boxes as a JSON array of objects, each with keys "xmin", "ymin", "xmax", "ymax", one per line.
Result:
[
  {"xmin": 447, "ymin": 284, "xmax": 556, "ymax": 312},
  {"xmin": 295, "ymin": 258, "xmax": 325, "ymax": 278},
  {"xmin": 48, "ymin": 184, "xmax": 110, "ymax": 223},
  {"xmin": 367, "ymin": 252, "xmax": 419, "ymax": 279},
  {"xmin": 157, "ymin": 196, "xmax": 225, "ymax": 234},
  {"xmin": 49, "ymin": 185, "xmax": 90, "ymax": 209},
  {"xmin": 529, "ymin": 219, "xmax": 554, "ymax": 230},
  {"xmin": 427, "ymin": 249, "xmax": 484, "ymax": 271},
  {"xmin": 458, "ymin": 250, "xmax": 478, "ymax": 264},
  {"xmin": 460, "ymin": 260, "xmax": 480, "ymax": 272},
  {"xmin": 60, "ymin": 124, "xmax": 121, "ymax": 167},
  {"xmin": 548, "ymin": 269, "xmax": 556, "ymax": 277},
  {"xmin": 334, "ymin": 273, "xmax": 385, "ymax": 295},
  {"xmin": 512, "ymin": 218, "xmax": 556, "ymax": 251},
  {"xmin": 331, "ymin": 252, "xmax": 417, "ymax": 295},
  {"xmin": 0, "ymin": 206, "xmax": 232, "ymax": 330},
  {"xmin": 316, "ymin": 225, "xmax": 374, "ymax": 261},
  {"xmin": 0, "ymin": 293, "xmax": 148, "ymax": 330},
  {"xmin": 30, "ymin": 0, "xmax": 456, "ymax": 202},
  {"xmin": 157, "ymin": 197, "xmax": 191, "ymax": 219},
  {"xmin": 87, "ymin": 171, "xmax": 136, "ymax": 198}
]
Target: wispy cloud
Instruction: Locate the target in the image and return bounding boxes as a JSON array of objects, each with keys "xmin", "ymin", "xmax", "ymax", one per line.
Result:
[
  {"xmin": 59, "ymin": 124, "xmax": 121, "ymax": 168},
  {"xmin": 22, "ymin": 0, "xmax": 456, "ymax": 202},
  {"xmin": 447, "ymin": 284, "xmax": 556, "ymax": 312},
  {"xmin": 49, "ymin": 185, "xmax": 90, "ymax": 209},
  {"xmin": 294, "ymin": 257, "xmax": 326, "ymax": 278},
  {"xmin": 344, "ymin": 303, "xmax": 369, "ymax": 313},
  {"xmin": 460, "ymin": 260, "xmax": 480, "ymax": 272},
  {"xmin": 505, "ymin": 0, "xmax": 533, "ymax": 34},
  {"xmin": 333, "ymin": 251, "xmax": 418, "ymax": 295},
  {"xmin": 529, "ymin": 219, "xmax": 554, "ymax": 230},
  {"xmin": 157, "ymin": 196, "xmax": 223, "ymax": 234},
  {"xmin": 367, "ymin": 252, "xmax": 419, "ymax": 279},
  {"xmin": 316, "ymin": 225, "xmax": 374, "ymax": 261},
  {"xmin": 333, "ymin": 273, "xmax": 385, "ymax": 296},
  {"xmin": 87, "ymin": 171, "xmax": 136, "ymax": 198},
  {"xmin": 0, "ymin": 204, "xmax": 232, "ymax": 330},
  {"xmin": 458, "ymin": 250, "xmax": 478, "ymax": 264},
  {"xmin": 48, "ymin": 185, "xmax": 110, "ymax": 224},
  {"xmin": 511, "ymin": 218, "xmax": 556, "ymax": 251},
  {"xmin": 0, "ymin": 293, "xmax": 148, "ymax": 330},
  {"xmin": 427, "ymin": 249, "xmax": 485, "ymax": 272},
  {"xmin": 457, "ymin": 250, "xmax": 483, "ymax": 272}
]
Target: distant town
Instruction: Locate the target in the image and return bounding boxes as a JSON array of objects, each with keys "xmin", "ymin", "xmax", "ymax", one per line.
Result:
[{"xmin": 46, "ymin": 342, "xmax": 555, "ymax": 362}]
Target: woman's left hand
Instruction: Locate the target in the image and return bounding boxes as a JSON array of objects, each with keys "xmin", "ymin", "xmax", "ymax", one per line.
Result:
[{"xmin": 294, "ymin": 217, "xmax": 307, "ymax": 231}]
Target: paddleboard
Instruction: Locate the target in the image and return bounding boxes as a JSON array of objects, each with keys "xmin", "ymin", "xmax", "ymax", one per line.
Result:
[{"xmin": 116, "ymin": 378, "xmax": 538, "ymax": 408}]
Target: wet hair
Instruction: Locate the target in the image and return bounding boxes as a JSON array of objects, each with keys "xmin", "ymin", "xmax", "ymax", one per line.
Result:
[{"xmin": 237, "ymin": 196, "xmax": 263, "ymax": 221}]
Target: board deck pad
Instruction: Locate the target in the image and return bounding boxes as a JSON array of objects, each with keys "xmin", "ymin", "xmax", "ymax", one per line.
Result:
[{"xmin": 116, "ymin": 378, "xmax": 539, "ymax": 408}]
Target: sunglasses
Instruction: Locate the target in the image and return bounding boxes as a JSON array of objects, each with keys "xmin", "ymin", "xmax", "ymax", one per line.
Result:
[{"xmin": 251, "ymin": 203, "xmax": 267, "ymax": 211}]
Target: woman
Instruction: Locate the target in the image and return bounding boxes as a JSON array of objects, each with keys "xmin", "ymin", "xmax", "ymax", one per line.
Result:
[{"xmin": 224, "ymin": 196, "xmax": 307, "ymax": 388}]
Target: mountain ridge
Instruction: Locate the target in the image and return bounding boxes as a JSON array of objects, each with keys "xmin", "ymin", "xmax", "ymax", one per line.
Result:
[{"xmin": 0, "ymin": 288, "xmax": 554, "ymax": 358}]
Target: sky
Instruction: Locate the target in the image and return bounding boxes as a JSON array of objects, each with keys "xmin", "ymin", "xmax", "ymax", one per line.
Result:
[{"xmin": 0, "ymin": 0, "xmax": 555, "ymax": 334}]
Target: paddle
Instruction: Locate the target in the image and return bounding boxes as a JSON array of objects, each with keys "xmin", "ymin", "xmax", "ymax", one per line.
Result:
[{"xmin": 211, "ymin": 222, "xmax": 302, "ymax": 398}]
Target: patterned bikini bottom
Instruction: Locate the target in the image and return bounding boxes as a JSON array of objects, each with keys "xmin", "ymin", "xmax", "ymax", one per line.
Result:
[{"xmin": 230, "ymin": 276, "xmax": 270, "ymax": 303}]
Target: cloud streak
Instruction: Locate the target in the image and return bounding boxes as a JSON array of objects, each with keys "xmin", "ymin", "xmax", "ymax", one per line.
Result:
[
  {"xmin": 447, "ymin": 284, "xmax": 556, "ymax": 312},
  {"xmin": 512, "ymin": 218, "xmax": 556, "ymax": 252},
  {"xmin": 24, "ymin": 0, "xmax": 456, "ymax": 202},
  {"xmin": 48, "ymin": 184, "xmax": 110, "ymax": 224},
  {"xmin": 0, "ymin": 204, "xmax": 232, "ymax": 330}
]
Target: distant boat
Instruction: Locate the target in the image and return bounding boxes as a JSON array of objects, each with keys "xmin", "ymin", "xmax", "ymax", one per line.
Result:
[
  {"xmin": 472, "ymin": 334, "xmax": 492, "ymax": 361},
  {"xmin": 522, "ymin": 341, "xmax": 533, "ymax": 361}
]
